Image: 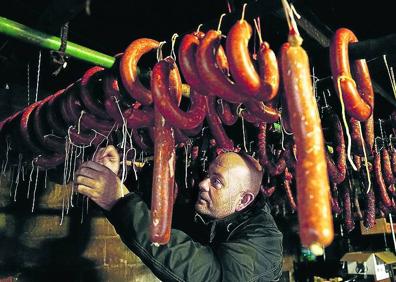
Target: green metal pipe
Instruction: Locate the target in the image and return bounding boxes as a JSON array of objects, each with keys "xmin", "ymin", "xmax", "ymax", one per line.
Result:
[{"xmin": 0, "ymin": 16, "xmax": 115, "ymax": 68}]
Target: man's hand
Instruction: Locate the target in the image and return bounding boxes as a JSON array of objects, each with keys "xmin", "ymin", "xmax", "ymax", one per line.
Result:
[
  {"xmin": 93, "ymin": 145, "xmax": 120, "ymax": 175},
  {"xmin": 75, "ymin": 160, "xmax": 126, "ymax": 211}
]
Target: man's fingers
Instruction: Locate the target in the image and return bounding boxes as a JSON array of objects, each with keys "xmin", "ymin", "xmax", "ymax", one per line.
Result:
[
  {"xmin": 77, "ymin": 184, "xmax": 97, "ymax": 198},
  {"xmin": 79, "ymin": 160, "xmax": 108, "ymax": 173},
  {"xmin": 76, "ymin": 166, "xmax": 99, "ymax": 180},
  {"xmin": 75, "ymin": 175, "xmax": 99, "ymax": 189},
  {"xmin": 93, "ymin": 147, "xmax": 106, "ymax": 163},
  {"xmin": 96, "ymin": 145, "xmax": 120, "ymax": 163}
]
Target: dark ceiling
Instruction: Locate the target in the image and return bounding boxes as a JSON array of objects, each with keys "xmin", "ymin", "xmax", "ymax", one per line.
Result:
[{"xmin": 0, "ymin": 0, "xmax": 395, "ymax": 122}]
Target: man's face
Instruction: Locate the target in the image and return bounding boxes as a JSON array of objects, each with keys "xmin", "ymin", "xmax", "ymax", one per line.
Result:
[{"xmin": 195, "ymin": 153, "xmax": 250, "ymax": 219}]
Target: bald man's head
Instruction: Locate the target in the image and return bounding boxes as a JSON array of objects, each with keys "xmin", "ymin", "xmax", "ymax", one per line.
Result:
[{"xmin": 196, "ymin": 152, "xmax": 264, "ymax": 219}]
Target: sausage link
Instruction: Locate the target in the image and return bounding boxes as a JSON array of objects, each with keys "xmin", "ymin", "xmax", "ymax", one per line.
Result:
[
  {"xmin": 340, "ymin": 181, "xmax": 355, "ymax": 232},
  {"xmin": 149, "ymin": 56, "xmax": 184, "ymax": 244},
  {"xmin": 226, "ymin": 20, "xmax": 279, "ymax": 101},
  {"xmin": 281, "ymin": 39, "xmax": 333, "ymax": 248},
  {"xmin": 151, "ymin": 57, "xmax": 206, "ymax": 129},
  {"xmin": 325, "ymin": 112, "xmax": 346, "ymax": 184},
  {"xmin": 216, "ymin": 100, "xmax": 238, "ymax": 126},
  {"xmin": 283, "ymin": 167, "xmax": 296, "ymax": 211},
  {"xmin": 391, "ymin": 147, "xmax": 396, "ymax": 175},
  {"xmin": 382, "ymin": 147, "xmax": 396, "ymax": 186},
  {"xmin": 329, "ymin": 28, "xmax": 372, "ymax": 121},
  {"xmin": 34, "ymin": 153, "xmax": 65, "ymax": 169},
  {"xmin": 244, "ymin": 100, "xmax": 280, "ymax": 123},
  {"xmin": 257, "ymin": 122, "xmax": 286, "ymax": 176},
  {"xmin": 373, "ymin": 149, "xmax": 392, "ymax": 207},
  {"xmin": 330, "ymin": 183, "xmax": 342, "ymax": 216},
  {"xmin": 353, "ymin": 155, "xmax": 362, "ymax": 171},
  {"xmin": 120, "ymin": 38, "xmax": 159, "ymax": 105},
  {"xmin": 196, "ymin": 30, "xmax": 246, "ymax": 103},
  {"xmin": 363, "ymin": 187, "xmax": 376, "ymax": 228},
  {"xmin": 80, "ymin": 66, "xmax": 111, "ymax": 119},
  {"xmin": 205, "ymin": 96, "xmax": 234, "ymax": 150}
]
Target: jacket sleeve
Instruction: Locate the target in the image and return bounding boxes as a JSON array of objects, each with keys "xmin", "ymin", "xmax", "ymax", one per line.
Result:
[{"xmin": 105, "ymin": 193, "xmax": 283, "ymax": 282}]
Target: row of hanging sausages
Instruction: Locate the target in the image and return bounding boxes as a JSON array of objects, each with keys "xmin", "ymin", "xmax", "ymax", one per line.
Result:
[{"xmin": 0, "ymin": 3, "xmax": 383, "ymax": 251}]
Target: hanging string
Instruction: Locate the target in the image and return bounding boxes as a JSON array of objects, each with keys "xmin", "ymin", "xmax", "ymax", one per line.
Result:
[
  {"xmin": 184, "ymin": 141, "xmax": 192, "ymax": 189},
  {"xmin": 26, "ymin": 160, "xmax": 35, "ymax": 199},
  {"xmin": 2, "ymin": 137, "xmax": 11, "ymax": 176},
  {"xmin": 383, "ymin": 54, "xmax": 396, "ymax": 99},
  {"xmin": 44, "ymin": 169, "xmax": 48, "ymax": 190},
  {"xmin": 31, "ymin": 165, "xmax": 39, "ymax": 212},
  {"xmin": 170, "ymin": 33, "xmax": 179, "ymax": 61},
  {"xmin": 156, "ymin": 41, "xmax": 166, "ymax": 62},
  {"xmin": 34, "ymin": 50, "xmax": 41, "ymax": 102},
  {"xmin": 13, "ymin": 154, "xmax": 23, "ymax": 202},
  {"xmin": 253, "ymin": 17, "xmax": 263, "ymax": 45},
  {"xmin": 241, "ymin": 114, "xmax": 248, "ymax": 152},
  {"xmin": 336, "ymin": 76, "xmax": 358, "ymax": 171},
  {"xmin": 217, "ymin": 13, "xmax": 226, "ymax": 32},
  {"xmin": 357, "ymin": 122, "xmax": 371, "ymax": 193},
  {"xmin": 63, "ymin": 134, "xmax": 71, "ymax": 186},
  {"xmin": 60, "ymin": 187, "xmax": 66, "ymax": 225},
  {"xmin": 27, "ymin": 63, "xmax": 30, "ymax": 105},
  {"xmin": 240, "ymin": 3, "xmax": 247, "ymax": 22},
  {"xmin": 8, "ymin": 167, "xmax": 15, "ymax": 198},
  {"xmin": 114, "ymin": 97, "xmax": 129, "ymax": 186}
]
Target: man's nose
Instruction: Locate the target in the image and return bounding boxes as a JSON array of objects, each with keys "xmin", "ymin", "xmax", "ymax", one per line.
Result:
[{"xmin": 198, "ymin": 178, "xmax": 210, "ymax": 192}]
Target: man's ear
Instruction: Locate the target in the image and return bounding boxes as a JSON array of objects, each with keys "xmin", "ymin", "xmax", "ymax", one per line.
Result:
[{"xmin": 236, "ymin": 192, "xmax": 255, "ymax": 212}]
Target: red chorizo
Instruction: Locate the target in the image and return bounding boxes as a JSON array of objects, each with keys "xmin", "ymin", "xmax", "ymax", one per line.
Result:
[
  {"xmin": 149, "ymin": 59, "xmax": 179, "ymax": 244},
  {"xmin": 205, "ymin": 96, "xmax": 234, "ymax": 150},
  {"xmin": 363, "ymin": 186, "xmax": 376, "ymax": 229},
  {"xmin": 373, "ymin": 148, "xmax": 392, "ymax": 208},
  {"xmin": 340, "ymin": 181, "xmax": 355, "ymax": 232},
  {"xmin": 381, "ymin": 147, "xmax": 395, "ymax": 186},
  {"xmin": 281, "ymin": 36, "xmax": 333, "ymax": 248},
  {"xmin": 283, "ymin": 167, "xmax": 296, "ymax": 211},
  {"xmin": 226, "ymin": 19, "xmax": 279, "ymax": 101},
  {"xmin": 257, "ymin": 122, "xmax": 286, "ymax": 176},
  {"xmin": 216, "ymin": 100, "xmax": 238, "ymax": 126},
  {"xmin": 120, "ymin": 38, "xmax": 159, "ymax": 105},
  {"xmin": 196, "ymin": 30, "xmax": 246, "ymax": 103},
  {"xmin": 80, "ymin": 66, "xmax": 111, "ymax": 119},
  {"xmin": 329, "ymin": 28, "xmax": 372, "ymax": 121},
  {"xmin": 151, "ymin": 57, "xmax": 206, "ymax": 130},
  {"xmin": 324, "ymin": 112, "xmax": 346, "ymax": 184}
]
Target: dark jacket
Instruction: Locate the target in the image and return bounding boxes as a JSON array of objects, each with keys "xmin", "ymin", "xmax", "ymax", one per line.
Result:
[{"xmin": 105, "ymin": 192, "xmax": 283, "ymax": 282}]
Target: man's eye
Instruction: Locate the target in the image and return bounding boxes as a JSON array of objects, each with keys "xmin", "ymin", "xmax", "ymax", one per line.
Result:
[{"xmin": 211, "ymin": 177, "xmax": 222, "ymax": 188}]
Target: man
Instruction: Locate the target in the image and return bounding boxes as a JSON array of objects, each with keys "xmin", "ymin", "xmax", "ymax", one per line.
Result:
[{"xmin": 75, "ymin": 145, "xmax": 283, "ymax": 282}]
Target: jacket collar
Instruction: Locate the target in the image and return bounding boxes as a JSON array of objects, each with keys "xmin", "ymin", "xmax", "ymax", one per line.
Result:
[{"xmin": 194, "ymin": 193, "xmax": 268, "ymax": 243}]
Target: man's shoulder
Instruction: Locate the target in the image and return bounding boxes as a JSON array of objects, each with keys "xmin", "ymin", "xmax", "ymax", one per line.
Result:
[{"xmin": 228, "ymin": 204, "xmax": 282, "ymax": 241}]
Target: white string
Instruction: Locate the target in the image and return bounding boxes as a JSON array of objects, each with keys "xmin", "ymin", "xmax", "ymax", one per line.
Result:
[
  {"xmin": 241, "ymin": 115, "xmax": 248, "ymax": 152},
  {"xmin": 357, "ymin": 122, "xmax": 371, "ymax": 193},
  {"xmin": 26, "ymin": 160, "xmax": 35, "ymax": 199},
  {"xmin": 389, "ymin": 214, "xmax": 396, "ymax": 255},
  {"xmin": 170, "ymin": 33, "xmax": 179, "ymax": 61},
  {"xmin": 60, "ymin": 187, "xmax": 65, "ymax": 225},
  {"xmin": 337, "ymin": 76, "xmax": 358, "ymax": 171},
  {"xmin": 34, "ymin": 50, "xmax": 41, "ymax": 102},
  {"xmin": 156, "ymin": 41, "xmax": 166, "ymax": 62},
  {"xmin": 27, "ymin": 63, "xmax": 30, "ymax": 105},
  {"xmin": 383, "ymin": 55, "xmax": 396, "ymax": 99},
  {"xmin": 31, "ymin": 165, "xmax": 39, "ymax": 212},
  {"xmin": 2, "ymin": 137, "xmax": 11, "ymax": 176},
  {"xmin": 8, "ymin": 167, "xmax": 15, "ymax": 198},
  {"xmin": 44, "ymin": 169, "xmax": 48, "ymax": 189},
  {"xmin": 13, "ymin": 154, "xmax": 23, "ymax": 202}
]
